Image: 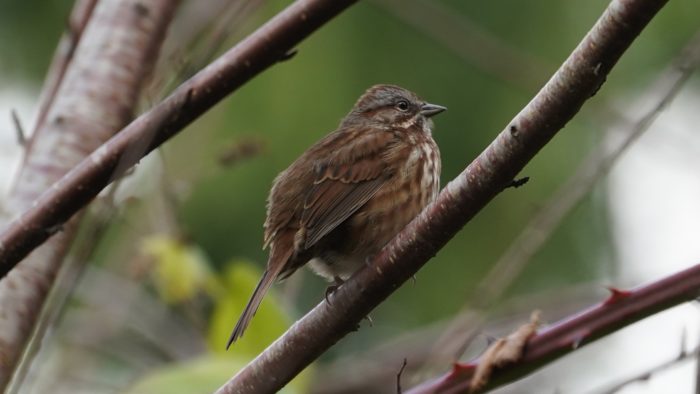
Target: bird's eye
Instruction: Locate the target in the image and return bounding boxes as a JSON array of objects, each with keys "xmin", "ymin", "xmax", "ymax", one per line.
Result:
[{"xmin": 396, "ymin": 100, "xmax": 409, "ymax": 112}]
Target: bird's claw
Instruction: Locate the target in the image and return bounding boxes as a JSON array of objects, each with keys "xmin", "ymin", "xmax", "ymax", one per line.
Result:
[
  {"xmin": 324, "ymin": 276, "xmax": 345, "ymax": 305},
  {"xmin": 324, "ymin": 285, "xmax": 338, "ymax": 304}
]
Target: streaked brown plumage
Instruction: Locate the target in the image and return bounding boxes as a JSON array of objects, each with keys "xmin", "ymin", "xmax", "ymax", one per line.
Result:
[{"xmin": 227, "ymin": 84, "xmax": 445, "ymax": 348}]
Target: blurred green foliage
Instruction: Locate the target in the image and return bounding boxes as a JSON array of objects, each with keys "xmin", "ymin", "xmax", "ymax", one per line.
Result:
[
  {"xmin": 142, "ymin": 235, "xmax": 224, "ymax": 304},
  {"xmin": 125, "ymin": 354, "xmax": 309, "ymax": 394},
  {"xmin": 207, "ymin": 262, "xmax": 292, "ymax": 356},
  {"xmin": 125, "ymin": 244, "xmax": 309, "ymax": 393},
  {"xmin": 0, "ymin": 0, "xmax": 74, "ymax": 80},
  {"xmin": 2, "ymin": 0, "xmax": 699, "ymax": 385}
]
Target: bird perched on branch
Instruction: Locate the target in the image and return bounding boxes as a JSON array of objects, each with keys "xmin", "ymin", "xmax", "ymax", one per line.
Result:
[{"xmin": 227, "ymin": 84, "xmax": 446, "ymax": 348}]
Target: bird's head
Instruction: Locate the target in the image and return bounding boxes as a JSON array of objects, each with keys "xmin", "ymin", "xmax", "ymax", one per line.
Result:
[{"xmin": 344, "ymin": 84, "xmax": 446, "ymax": 131}]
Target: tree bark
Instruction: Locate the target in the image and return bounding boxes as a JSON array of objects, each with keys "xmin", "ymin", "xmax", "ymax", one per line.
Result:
[{"xmin": 0, "ymin": 0, "xmax": 177, "ymax": 389}]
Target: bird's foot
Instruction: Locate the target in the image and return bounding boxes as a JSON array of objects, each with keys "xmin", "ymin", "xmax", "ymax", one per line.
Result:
[{"xmin": 324, "ymin": 276, "xmax": 345, "ymax": 305}]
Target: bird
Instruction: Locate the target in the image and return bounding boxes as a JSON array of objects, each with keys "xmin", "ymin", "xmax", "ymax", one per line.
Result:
[{"xmin": 227, "ymin": 84, "xmax": 446, "ymax": 348}]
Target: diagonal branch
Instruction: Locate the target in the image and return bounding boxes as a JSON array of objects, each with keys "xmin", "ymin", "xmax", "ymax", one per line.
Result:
[
  {"xmin": 0, "ymin": 0, "xmax": 359, "ymax": 276},
  {"xmin": 408, "ymin": 262, "xmax": 700, "ymax": 393},
  {"xmin": 215, "ymin": 0, "xmax": 669, "ymax": 393}
]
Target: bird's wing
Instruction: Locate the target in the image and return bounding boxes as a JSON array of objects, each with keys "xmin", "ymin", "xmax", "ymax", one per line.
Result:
[{"xmin": 300, "ymin": 129, "xmax": 394, "ymax": 249}]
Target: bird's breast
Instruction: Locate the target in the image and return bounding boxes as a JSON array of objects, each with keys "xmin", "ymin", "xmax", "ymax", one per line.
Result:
[{"xmin": 348, "ymin": 136, "xmax": 441, "ymax": 253}]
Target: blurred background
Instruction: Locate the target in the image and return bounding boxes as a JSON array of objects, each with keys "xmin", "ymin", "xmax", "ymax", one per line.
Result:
[{"xmin": 1, "ymin": 0, "xmax": 700, "ymax": 393}]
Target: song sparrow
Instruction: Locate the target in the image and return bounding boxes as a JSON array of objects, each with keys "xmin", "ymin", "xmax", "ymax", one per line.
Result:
[{"xmin": 227, "ymin": 84, "xmax": 445, "ymax": 348}]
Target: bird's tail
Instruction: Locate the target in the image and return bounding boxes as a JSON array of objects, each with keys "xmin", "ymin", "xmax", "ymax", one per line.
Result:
[
  {"xmin": 226, "ymin": 269, "xmax": 275, "ymax": 349},
  {"xmin": 226, "ymin": 245, "xmax": 292, "ymax": 349}
]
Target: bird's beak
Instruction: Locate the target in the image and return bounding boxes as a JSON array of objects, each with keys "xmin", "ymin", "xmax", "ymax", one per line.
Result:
[{"xmin": 420, "ymin": 102, "xmax": 447, "ymax": 118}]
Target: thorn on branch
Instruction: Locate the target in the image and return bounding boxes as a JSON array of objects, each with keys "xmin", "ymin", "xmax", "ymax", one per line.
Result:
[
  {"xmin": 364, "ymin": 314, "xmax": 374, "ymax": 327},
  {"xmin": 591, "ymin": 75, "xmax": 607, "ymax": 97},
  {"xmin": 603, "ymin": 286, "xmax": 632, "ymax": 306},
  {"xmin": 11, "ymin": 109, "xmax": 26, "ymax": 147},
  {"xmin": 45, "ymin": 224, "xmax": 65, "ymax": 236},
  {"xmin": 484, "ymin": 334, "xmax": 497, "ymax": 346},
  {"xmin": 182, "ymin": 88, "xmax": 194, "ymax": 110},
  {"xmin": 279, "ymin": 49, "xmax": 298, "ymax": 62},
  {"xmin": 509, "ymin": 124, "xmax": 519, "ymax": 138},
  {"xmin": 396, "ymin": 358, "xmax": 408, "ymax": 394},
  {"xmin": 679, "ymin": 326, "xmax": 687, "ymax": 359},
  {"xmin": 593, "ymin": 62, "xmax": 602, "ymax": 76},
  {"xmin": 571, "ymin": 336, "xmax": 582, "ymax": 350},
  {"xmin": 506, "ymin": 177, "xmax": 529, "ymax": 189}
]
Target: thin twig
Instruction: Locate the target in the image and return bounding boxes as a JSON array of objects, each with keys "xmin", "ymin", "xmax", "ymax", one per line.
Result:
[
  {"xmin": 10, "ymin": 110, "xmax": 26, "ymax": 147},
  {"xmin": 397, "ymin": 358, "xmax": 408, "ymax": 394},
  {"xmin": 594, "ymin": 345, "xmax": 698, "ymax": 394}
]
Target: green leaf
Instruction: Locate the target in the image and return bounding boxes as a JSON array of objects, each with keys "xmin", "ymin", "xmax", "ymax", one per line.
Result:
[
  {"xmin": 124, "ymin": 355, "xmax": 310, "ymax": 394},
  {"xmin": 207, "ymin": 261, "xmax": 291, "ymax": 357},
  {"xmin": 141, "ymin": 235, "xmax": 224, "ymax": 304}
]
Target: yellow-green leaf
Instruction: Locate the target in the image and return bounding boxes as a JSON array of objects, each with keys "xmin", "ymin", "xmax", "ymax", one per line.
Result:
[
  {"xmin": 141, "ymin": 235, "xmax": 224, "ymax": 304},
  {"xmin": 207, "ymin": 261, "xmax": 291, "ymax": 357},
  {"xmin": 124, "ymin": 355, "xmax": 310, "ymax": 394}
]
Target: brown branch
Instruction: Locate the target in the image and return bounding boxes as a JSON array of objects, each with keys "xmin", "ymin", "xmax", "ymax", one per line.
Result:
[
  {"xmin": 0, "ymin": 0, "xmax": 177, "ymax": 389},
  {"xmin": 215, "ymin": 0, "xmax": 669, "ymax": 393},
  {"xmin": 309, "ymin": 283, "xmax": 600, "ymax": 394},
  {"xmin": 409, "ymin": 263, "xmax": 700, "ymax": 393},
  {"xmin": 0, "ymin": 0, "xmax": 359, "ymax": 276}
]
